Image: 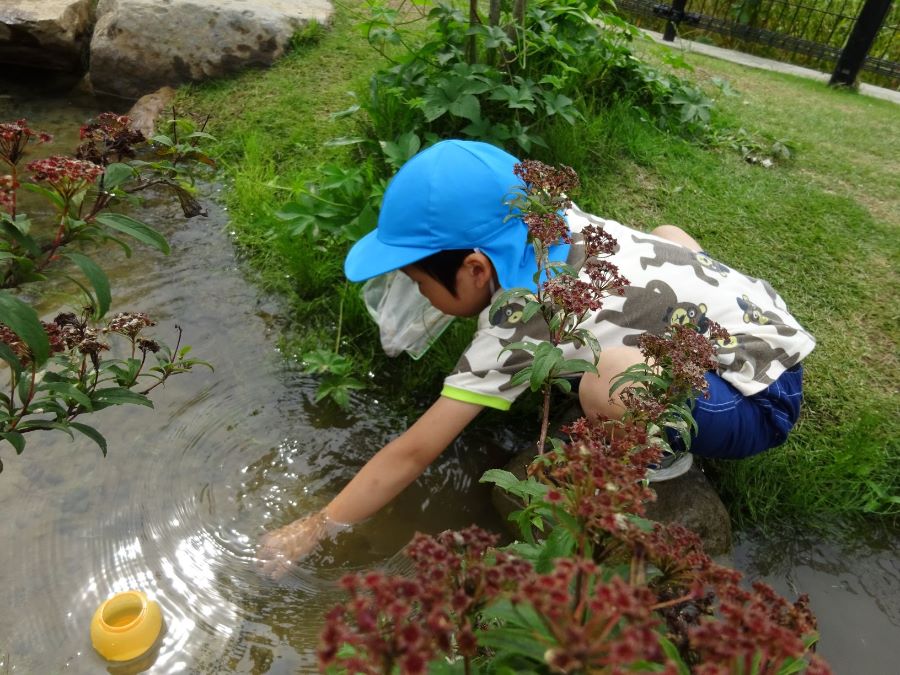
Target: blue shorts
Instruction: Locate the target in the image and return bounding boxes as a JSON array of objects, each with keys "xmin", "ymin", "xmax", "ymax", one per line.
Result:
[{"xmin": 670, "ymin": 364, "xmax": 804, "ymax": 460}]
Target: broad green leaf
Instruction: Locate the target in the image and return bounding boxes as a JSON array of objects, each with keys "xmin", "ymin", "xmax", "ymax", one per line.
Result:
[
  {"xmin": 21, "ymin": 182, "xmax": 65, "ymax": 210},
  {"xmin": 92, "ymin": 387, "xmax": 154, "ymax": 408},
  {"xmin": 559, "ymin": 358, "xmax": 597, "ymax": 375},
  {"xmin": 0, "ymin": 292, "xmax": 49, "ymax": 366},
  {"xmin": 1, "ymin": 431, "xmax": 25, "ymax": 455},
  {"xmin": 535, "ymin": 525, "xmax": 576, "ymax": 573},
  {"xmin": 70, "ymin": 422, "xmax": 108, "ymax": 457},
  {"xmin": 95, "ymin": 213, "xmax": 170, "ymax": 254},
  {"xmin": 0, "ymin": 340, "xmax": 22, "ymax": 372},
  {"xmin": 476, "ymin": 627, "xmax": 547, "ymax": 661},
  {"xmin": 0, "ymin": 219, "xmax": 41, "ymax": 255},
  {"xmin": 480, "ymin": 469, "xmax": 522, "ymax": 491},
  {"xmin": 41, "ymin": 381, "xmax": 93, "ymax": 410},
  {"xmin": 17, "ymin": 420, "xmax": 74, "ymax": 438},
  {"xmin": 151, "ymin": 134, "xmax": 174, "ymax": 147},
  {"xmin": 448, "ymin": 93, "xmax": 481, "ymax": 122},
  {"xmin": 101, "ymin": 163, "xmax": 134, "ymax": 191},
  {"xmin": 64, "ymin": 252, "xmax": 111, "ymax": 318}
]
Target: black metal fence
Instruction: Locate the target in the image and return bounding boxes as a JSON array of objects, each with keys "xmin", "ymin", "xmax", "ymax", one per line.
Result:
[{"xmin": 614, "ymin": 0, "xmax": 900, "ymax": 89}]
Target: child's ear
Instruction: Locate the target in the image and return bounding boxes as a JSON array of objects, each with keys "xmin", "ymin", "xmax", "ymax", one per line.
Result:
[{"xmin": 463, "ymin": 251, "xmax": 495, "ymax": 289}]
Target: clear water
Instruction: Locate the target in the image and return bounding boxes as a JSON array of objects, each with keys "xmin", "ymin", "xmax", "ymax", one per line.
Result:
[{"xmin": 0, "ymin": 75, "xmax": 897, "ymax": 674}]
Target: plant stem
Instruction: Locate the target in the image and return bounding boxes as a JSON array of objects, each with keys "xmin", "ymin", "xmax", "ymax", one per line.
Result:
[
  {"xmin": 537, "ymin": 381, "xmax": 551, "ymax": 455},
  {"xmin": 334, "ymin": 282, "xmax": 347, "ymax": 354}
]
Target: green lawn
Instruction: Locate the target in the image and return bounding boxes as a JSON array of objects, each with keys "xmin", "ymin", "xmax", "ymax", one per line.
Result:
[{"xmin": 181, "ymin": 5, "xmax": 899, "ymax": 530}]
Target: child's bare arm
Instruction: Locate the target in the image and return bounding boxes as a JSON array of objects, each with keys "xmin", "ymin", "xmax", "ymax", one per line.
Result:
[{"xmin": 258, "ymin": 396, "xmax": 483, "ymax": 575}]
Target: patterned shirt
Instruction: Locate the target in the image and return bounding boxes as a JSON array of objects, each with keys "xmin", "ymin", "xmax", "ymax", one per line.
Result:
[{"xmin": 441, "ymin": 206, "xmax": 816, "ymax": 410}]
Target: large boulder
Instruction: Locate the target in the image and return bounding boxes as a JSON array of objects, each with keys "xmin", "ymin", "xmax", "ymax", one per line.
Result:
[
  {"xmin": 492, "ymin": 448, "xmax": 732, "ymax": 556},
  {"xmin": 0, "ymin": 1, "xmax": 95, "ymax": 71},
  {"xmin": 89, "ymin": 0, "xmax": 333, "ymax": 99}
]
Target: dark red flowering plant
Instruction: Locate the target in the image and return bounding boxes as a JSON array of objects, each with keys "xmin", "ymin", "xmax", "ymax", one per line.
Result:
[
  {"xmin": 491, "ymin": 160, "xmax": 629, "ymax": 455},
  {"xmin": 0, "ymin": 114, "xmax": 214, "ymax": 470},
  {"xmin": 318, "ymin": 161, "xmax": 829, "ymax": 673}
]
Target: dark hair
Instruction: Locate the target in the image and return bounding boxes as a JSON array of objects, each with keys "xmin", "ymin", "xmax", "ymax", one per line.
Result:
[{"xmin": 413, "ymin": 249, "xmax": 475, "ymax": 296}]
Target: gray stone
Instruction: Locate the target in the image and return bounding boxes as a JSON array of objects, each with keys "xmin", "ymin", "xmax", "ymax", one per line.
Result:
[
  {"xmin": 492, "ymin": 447, "xmax": 732, "ymax": 556},
  {"xmin": 89, "ymin": 0, "xmax": 333, "ymax": 99},
  {"xmin": 644, "ymin": 462, "xmax": 732, "ymax": 556},
  {"xmin": 0, "ymin": 0, "xmax": 95, "ymax": 71}
]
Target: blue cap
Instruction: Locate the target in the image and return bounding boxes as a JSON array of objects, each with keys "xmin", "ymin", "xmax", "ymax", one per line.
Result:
[{"xmin": 343, "ymin": 140, "xmax": 569, "ymax": 291}]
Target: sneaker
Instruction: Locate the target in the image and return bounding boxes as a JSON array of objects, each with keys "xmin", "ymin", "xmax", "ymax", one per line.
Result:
[{"xmin": 645, "ymin": 452, "xmax": 693, "ymax": 482}]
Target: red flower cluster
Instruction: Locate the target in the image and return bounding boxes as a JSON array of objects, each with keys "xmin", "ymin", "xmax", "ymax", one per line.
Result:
[
  {"xmin": 54, "ymin": 312, "xmax": 109, "ymax": 367},
  {"xmin": 581, "ymin": 223, "xmax": 618, "ymax": 258},
  {"xmin": 638, "ymin": 322, "xmax": 729, "ymax": 397},
  {"xmin": 516, "ymin": 559, "xmax": 663, "ymax": 672},
  {"xmin": 76, "ymin": 113, "xmax": 145, "ymax": 166},
  {"xmin": 523, "ymin": 211, "xmax": 571, "ymax": 246},
  {"xmin": 513, "ymin": 160, "xmax": 579, "ymax": 200},
  {"xmin": 25, "ymin": 155, "xmax": 104, "ymax": 205},
  {"xmin": 0, "ymin": 119, "xmax": 52, "ymax": 166},
  {"xmin": 0, "ymin": 321, "xmax": 67, "ymax": 368},
  {"xmin": 690, "ymin": 581, "xmax": 831, "ymax": 675},
  {"xmin": 550, "ymin": 417, "xmax": 660, "ymax": 539},
  {"xmin": 542, "ymin": 274, "xmax": 603, "ymax": 315},
  {"xmin": 319, "ymin": 526, "xmax": 531, "ymax": 672},
  {"xmin": 27, "ymin": 155, "xmax": 104, "ymax": 186},
  {"xmin": 105, "ymin": 311, "xmax": 157, "ymax": 339}
]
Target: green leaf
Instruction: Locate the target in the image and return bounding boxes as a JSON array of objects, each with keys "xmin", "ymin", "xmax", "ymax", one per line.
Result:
[
  {"xmin": 476, "ymin": 627, "xmax": 547, "ymax": 661},
  {"xmin": 64, "ymin": 252, "xmax": 111, "ymax": 319},
  {"xmin": 21, "ymin": 182, "xmax": 65, "ymax": 210},
  {"xmin": 41, "ymin": 381, "xmax": 93, "ymax": 410},
  {"xmin": 1, "ymin": 431, "xmax": 25, "ymax": 455},
  {"xmin": 17, "ymin": 420, "xmax": 74, "ymax": 438},
  {"xmin": 70, "ymin": 422, "xmax": 108, "ymax": 457},
  {"xmin": 559, "ymin": 358, "xmax": 597, "ymax": 375},
  {"xmin": 0, "ymin": 340, "xmax": 22, "ymax": 372},
  {"xmin": 95, "ymin": 213, "xmax": 170, "ymax": 254},
  {"xmin": 480, "ymin": 469, "xmax": 522, "ymax": 492},
  {"xmin": 101, "ymin": 163, "xmax": 134, "ymax": 191},
  {"xmin": 535, "ymin": 526, "xmax": 576, "ymax": 573},
  {"xmin": 0, "ymin": 292, "xmax": 49, "ymax": 366},
  {"xmin": 0, "ymin": 218, "xmax": 41, "ymax": 256},
  {"xmin": 92, "ymin": 388, "xmax": 154, "ymax": 408},
  {"xmin": 530, "ymin": 343, "xmax": 564, "ymax": 391},
  {"xmin": 448, "ymin": 94, "xmax": 481, "ymax": 122},
  {"xmin": 380, "ymin": 131, "xmax": 421, "ymax": 170}
]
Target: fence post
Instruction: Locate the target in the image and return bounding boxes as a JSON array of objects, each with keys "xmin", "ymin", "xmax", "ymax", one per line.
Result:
[
  {"xmin": 663, "ymin": 0, "xmax": 689, "ymax": 41},
  {"xmin": 830, "ymin": 0, "xmax": 893, "ymax": 87}
]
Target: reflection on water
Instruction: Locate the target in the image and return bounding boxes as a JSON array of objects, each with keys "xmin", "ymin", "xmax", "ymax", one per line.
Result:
[
  {"xmin": 0, "ymin": 85, "xmax": 510, "ymax": 673},
  {"xmin": 1, "ymin": 79, "xmax": 897, "ymax": 674}
]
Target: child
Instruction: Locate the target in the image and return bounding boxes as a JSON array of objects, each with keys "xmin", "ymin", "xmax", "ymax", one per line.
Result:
[{"xmin": 258, "ymin": 140, "xmax": 814, "ymax": 574}]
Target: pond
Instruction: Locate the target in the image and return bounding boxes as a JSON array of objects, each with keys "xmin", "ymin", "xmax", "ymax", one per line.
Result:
[{"xmin": 0, "ymin": 75, "xmax": 897, "ymax": 674}]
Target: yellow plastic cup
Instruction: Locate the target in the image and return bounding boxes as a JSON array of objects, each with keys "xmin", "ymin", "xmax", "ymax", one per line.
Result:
[{"xmin": 90, "ymin": 590, "xmax": 163, "ymax": 662}]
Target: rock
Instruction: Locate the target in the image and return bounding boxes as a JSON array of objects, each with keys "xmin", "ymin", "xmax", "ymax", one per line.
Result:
[
  {"xmin": 127, "ymin": 86, "xmax": 177, "ymax": 137},
  {"xmin": 492, "ymin": 447, "xmax": 732, "ymax": 556},
  {"xmin": 644, "ymin": 462, "xmax": 732, "ymax": 556},
  {"xmin": 89, "ymin": 0, "xmax": 333, "ymax": 99},
  {"xmin": 0, "ymin": 0, "xmax": 95, "ymax": 72}
]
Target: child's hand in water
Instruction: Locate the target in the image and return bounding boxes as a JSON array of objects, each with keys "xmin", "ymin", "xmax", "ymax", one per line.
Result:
[{"xmin": 257, "ymin": 511, "xmax": 350, "ymax": 579}]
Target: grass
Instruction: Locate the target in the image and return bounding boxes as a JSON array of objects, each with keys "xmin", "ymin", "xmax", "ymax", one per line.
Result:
[{"xmin": 181, "ymin": 3, "xmax": 899, "ymax": 530}]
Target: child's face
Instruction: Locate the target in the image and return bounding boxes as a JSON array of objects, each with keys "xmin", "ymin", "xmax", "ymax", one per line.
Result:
[{"xmin": 402, "ymin": 253, "xmax": 495, "ymax": 317}]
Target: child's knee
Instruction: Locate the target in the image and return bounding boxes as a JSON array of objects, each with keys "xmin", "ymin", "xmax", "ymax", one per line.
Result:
[
  {"xmin": 650, "ymin": 225, "xmax": 702, "ymax": 252},
  {"xmin": 578, "ymin": 346, "xmax": 645, "ymax": 420}
]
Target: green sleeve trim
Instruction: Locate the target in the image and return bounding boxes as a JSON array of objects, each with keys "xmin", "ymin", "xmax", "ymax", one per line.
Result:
[{"xmin": 441, "ymin": 385, "xmax": 512, "ymax": 411}]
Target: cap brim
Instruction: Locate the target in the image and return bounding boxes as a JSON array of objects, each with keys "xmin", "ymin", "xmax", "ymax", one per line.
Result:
[{"xmin": 344, "ymin": 228, "xmax": 439, "ymax": 282}]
